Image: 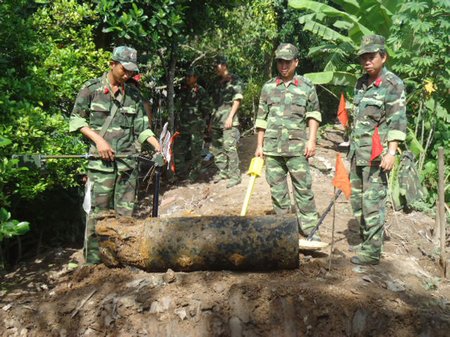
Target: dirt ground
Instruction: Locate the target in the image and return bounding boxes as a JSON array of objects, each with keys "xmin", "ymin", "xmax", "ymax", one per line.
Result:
[{"xmin": 1, "ymin": 127, "xmax": 449, "ymax": 337}]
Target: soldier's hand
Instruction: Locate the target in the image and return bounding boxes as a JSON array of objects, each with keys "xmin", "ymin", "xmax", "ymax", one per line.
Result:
[
  {"xmin": 147, "ymin": 136, "xmax": 161, "ymax": 153},
  {"xmin": 224, "ymin": 117, "xmax": 233, "ymax": 130},
  {"xmin": 304, "ymin": 140, "xmax": 316, "ymax": 158},
  {"xmin": 255, "ymin": 146, "xmax": 264, "ymax": 158},
  {"xmin": 96, "ymin": 138, "xmax": 115, "ymax": 161},
  {"xmin": 380, "ymin": 154, "xmax": 395, "ymax": 171}
]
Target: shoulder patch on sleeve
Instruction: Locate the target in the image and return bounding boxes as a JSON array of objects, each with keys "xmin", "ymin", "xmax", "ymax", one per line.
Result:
[
  {"xmin": 300, "ymin": 75, "xmax": 313, "ymax": 87},
  {"xmin": 385, "ymin": 72, "xmax": 403, "ymax": 87},
  {"xmin": 84, "ymin": 78, "xmax": 101, "ymax": 88}
]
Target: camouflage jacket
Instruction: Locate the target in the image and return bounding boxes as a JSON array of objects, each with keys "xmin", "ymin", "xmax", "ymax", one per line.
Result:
[
  {"xmin": 349, "ymin": 68, "xmax": 407, "ymax": 166},
  {"xmin": 255, "ymin": 75, "xmax": 322, "ymax": 156},
  {"xmin": 210, "ymin": 73, "xmax": 243, "ymax": 128},
  {"xmin": 176, "ymin": 83, "xmax": 210, "ymax": 133},
  {"xmin": 69, "ymin": 72, "xmax": 155, "ymax": 172}
]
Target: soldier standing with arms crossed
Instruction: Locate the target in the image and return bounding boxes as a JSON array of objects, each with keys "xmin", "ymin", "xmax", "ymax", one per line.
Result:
[
  {"xmin": 209, "ymin": 56, "xmax": 243, "ymax": 188},
  {"xmin": 70, "ymin": 46, "xmax": 161, "ymax": 264},
  {"xmin": 255, "ymin": 43, "xmax": 322, "ymax": 241},
  {"xmin": 348, "ymin": 35, "xmax": 407, "ymax": 265}
]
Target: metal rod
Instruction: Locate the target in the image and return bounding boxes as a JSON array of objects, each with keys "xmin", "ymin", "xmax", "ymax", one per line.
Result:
[
  {"xmin": 438, "ymin": 147, "xmax": 447, "ymax": 278},
  {"xmin": 308, "ymin": 189, "xmax": 342, "ymax": 240},
  {"xmin": 152, "ymin": 167, "xmax": 161, "ymax": 217}
]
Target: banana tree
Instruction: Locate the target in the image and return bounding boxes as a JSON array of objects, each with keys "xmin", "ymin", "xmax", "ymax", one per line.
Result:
[{"xmin": 289, "ymin": 0, "xmax": 404, "ymax": 86}]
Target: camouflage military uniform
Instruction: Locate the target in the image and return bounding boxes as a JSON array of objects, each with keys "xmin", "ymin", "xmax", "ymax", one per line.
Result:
[
  {"xmin": 70, "ymin": 57, "xmax": 155, "ymax": 263},
  {"xmin": 255, "ymin": 74, "xmax": 322, "ymax": 235},
  {"xmin": 349, "ymin": 36, "xmax": 407, "ymax": 263},
  {"xmin": 210, "ymin": 74, "xmax": 243, "ymax": 184},
  {"xmin": 173, "ymin": 82, "xmax": 210, "ymax": 180}
]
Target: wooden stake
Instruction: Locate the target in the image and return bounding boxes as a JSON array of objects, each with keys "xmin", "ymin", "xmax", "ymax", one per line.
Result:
[
  {"xmin": 438, "ymin": 147, "xmax": 447, "ymax": 278},
  {"xmin": 71, "ymin": 289, "xmax": 96, "ymax": 318}
]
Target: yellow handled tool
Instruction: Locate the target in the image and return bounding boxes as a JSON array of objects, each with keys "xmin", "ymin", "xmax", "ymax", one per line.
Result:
[{"xmin": 240, "ymin": 157, "xmax": 264, "ymax": 216}]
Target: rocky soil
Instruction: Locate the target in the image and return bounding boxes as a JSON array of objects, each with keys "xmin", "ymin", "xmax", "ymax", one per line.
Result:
[{"xmin": 1, "ymin": 127, "xmax": 449, "ymax": 337}]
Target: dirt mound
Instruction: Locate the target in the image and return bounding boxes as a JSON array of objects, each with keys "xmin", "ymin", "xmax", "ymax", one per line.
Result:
[{"xmin": 1, "ymin": 128, "xmax": 449, "ymax": 337}]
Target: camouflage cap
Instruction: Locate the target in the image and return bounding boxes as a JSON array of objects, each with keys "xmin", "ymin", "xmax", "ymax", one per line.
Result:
[
  {"xmin": 214, "ymin": 55, "xmax": 228, "ymax": 65},
  {"xmin": 275, "ymin": 43, "xmax": 298, "ymax": 60},
  {"xmin": 185, "ymin": 67, "xmax": 199, "ymax": 76},
  {"xmin": 112, "ymin": 46, "xmax": 139, "ymax": 72},
  {"xmin": 357, "ymin": 35, "xmax": 385, "ymax": 56}
]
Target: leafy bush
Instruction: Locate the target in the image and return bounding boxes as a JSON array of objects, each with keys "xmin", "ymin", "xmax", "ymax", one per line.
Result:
[
  {"xmin": 0, "ymin": 208, "xmax": 30, "ymax": 269},
  {"xmin": 0, "ymin": 209, "xmax": 30, "ymax": 242},
  {"xmin": 389, "ymin": 0, "xmax": 450, "ymax": 204},
  {"xmin": 0, "ymin": 0, "xmax": 109, "ymax": 260}
]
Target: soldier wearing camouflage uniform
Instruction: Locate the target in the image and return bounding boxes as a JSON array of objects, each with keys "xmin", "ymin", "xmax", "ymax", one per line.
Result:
[
  {"xmin": 69, "ymin": 46, "xmax": 161, "ymax": 264},
  {"xmin": 348, "ymin": 35, "xmax": 407, "ymax": 265},
  {"xmin": 255, "ymin": 43, "xmax": 322, "ymax": 239},
  {"xmin": 173, "ymin": 68, "xmax": 210, "ymax": 181},
  {"xmin": 210, "ymin": 56, "xmax": 243, "ymax": 188}
]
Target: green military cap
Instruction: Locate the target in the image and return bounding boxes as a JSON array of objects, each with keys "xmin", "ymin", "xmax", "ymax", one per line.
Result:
[
  {"xmin": 214, "ymin": 55, "xmax": 228, "ymax": 65},
  {"xmin": 185, "ymin": 67, "xmax": 198, "ymax": 76},
  {"xmin": 275, "ymin": 43, "xmax": 298, "ymax": 60},
  {"xmin": 112, "ymin": 46, "xmax": 139, "ymax": 72},
  {"xmin": 357, "ymin": 35, "xmax": 385, "ymax": 56}
]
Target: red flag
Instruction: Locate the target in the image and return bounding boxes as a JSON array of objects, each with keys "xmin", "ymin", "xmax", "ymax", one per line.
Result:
[
  {"xmin": 337, "ymin": 93, "xmax": 349, "ymax": 127},
  {"xmin": 370, "ymin": 126, "xmax": 384, "ymax": 163},
  {"xmin": 332, "ymin": 153, "xmax": 351, "ymax": 199},
  {"xmin": 169, "ymin": 131, "xmax": 181, "ymax": 173}
]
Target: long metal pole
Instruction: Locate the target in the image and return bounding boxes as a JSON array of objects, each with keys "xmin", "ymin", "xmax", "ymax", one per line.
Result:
[
  {"xmin": 438, "ymin": 147, "xmax": 447, "ymax": 277},
  {"xmin": 308, "ymin": 189, "xmax": 342, "ymax": 239},
  {"xmin": 152, "ymin": 166, "xmax": 161, "ymax": 217}
]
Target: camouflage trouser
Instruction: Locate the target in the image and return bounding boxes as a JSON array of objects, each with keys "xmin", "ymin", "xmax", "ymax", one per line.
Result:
[
  {"xmin": 84, "ymin": 168, "xmax": 137, "ymax": 264},
  {"xmin": 210, "ymin": 127, "xmax": 240, "ymax": 182},
  {"xmin": 173, "ymin": 127, "xmax": 204, "ymax": 179},
  {"xmin": 265, "ymin": 155, "xmax": 318, "ymax": 234},
  {"xmin": 350, "ymin": 160, "xmax": 387, "ymax": 261}
]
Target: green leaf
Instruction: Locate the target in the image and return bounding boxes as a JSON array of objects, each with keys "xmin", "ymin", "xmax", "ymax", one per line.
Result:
[
  {"xmin": 0, "ymin": 208, "xmax": 10, "ymax": 222},
  {"xmin": 425, "ymin": 98, "xmax": 449, "ymax": 122},
  {"xmin": 333, "ymin": 20, "xmax": 353, "ymax": 30},
  {"xmin": 102, "ymin": 26, "xmax": 120, "ymax": 33},
  {"xmin": 0, "ymin": 136, "xmax": 12, "ymax": 147},
  {"xmin": 303, "ymin": 20, "xmax": 353, "ymax": 43},
  {"xmin": 68, "ymin": 262, "xmax": 78, "ymax": 270},
  {"xmin": 406, "ymin": 128, "xmax": 424, "ymax": 156},
  {"xmin": 332, "ymin": 0, "xmax": 360, "ymax": 12},
  {"xmin": 15, "ymin": 221, "xmax": 30, "ymax": 235},
  {"xmin": 304, "ymin": 71, "xmax": 357, "ymax": 86}
]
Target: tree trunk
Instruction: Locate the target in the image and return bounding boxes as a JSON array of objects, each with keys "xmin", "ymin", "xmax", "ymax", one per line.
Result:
[{"xmin": 96, "ymin": 214, "xmax": 299, "ymax": 272}]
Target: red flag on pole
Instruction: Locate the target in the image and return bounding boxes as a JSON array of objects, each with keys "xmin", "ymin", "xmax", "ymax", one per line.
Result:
[
  {"xmin": 332, "ymin": 153, "xmax": 351, "ymax": 199},
  {"xmin": 337, "ymin": 93, "xmax": 349, "ymax": 127},
  {"xmin": 370, "ymin": 126, "xmax": 384, "ymax": 163}
]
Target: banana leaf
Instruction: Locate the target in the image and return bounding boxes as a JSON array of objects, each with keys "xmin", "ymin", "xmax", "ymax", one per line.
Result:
[{"xmin": 304, "ymin": 71, "xmax": 357, "ymax": 87}]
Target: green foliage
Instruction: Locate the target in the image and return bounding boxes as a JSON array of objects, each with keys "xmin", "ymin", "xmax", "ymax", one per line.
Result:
[
  {"xmin": 389, "ymin": 0, "xmax": 450, "ymax": 204},
  {"xmin": 288, "ymin": 0, "xmax": 404, "ymax": 84},
  {"xmin": 0, "ymin": 208, "xmax": 30, "ymax": 243},
  {"xmin": 98, "ymin": 0, "xmax": 185, "ymax": 45},
  {"xmin": 32, "ymin": 0, "xmax": 111, "ymax": 113},
  {"xmin": 190, "ymin": 0, "xmax": 280, "ymax": 121},
  {"xmin": 0, "ymin": 207, "xmax": 30, "ymax": 269},
  {"xmin": 0, "ymin": 0, "xmax": 111, "ymax": 259},
  {"xmin": 304, "ymin": 71, "xmax": 356, "ymax": 86},
  {"xmin": 0, "ymin": 0, "xmax": 109, "ymax": 204}
]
